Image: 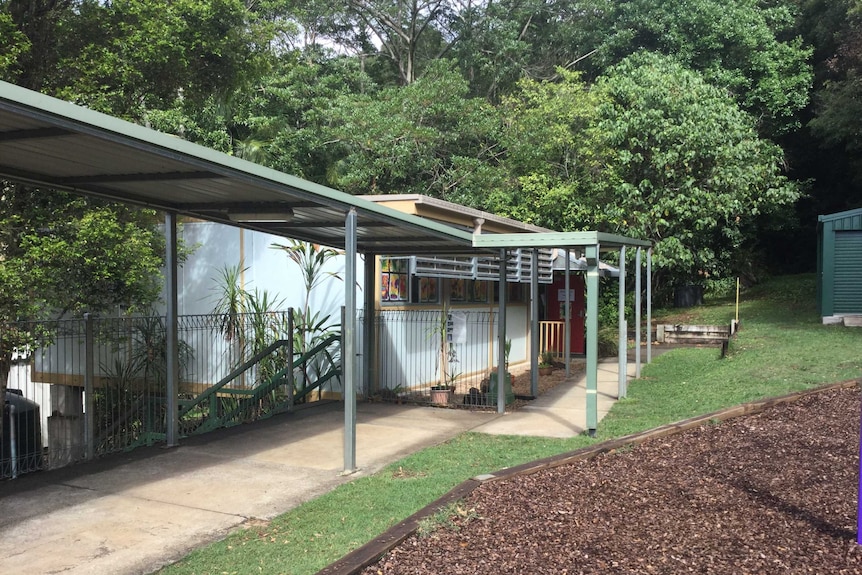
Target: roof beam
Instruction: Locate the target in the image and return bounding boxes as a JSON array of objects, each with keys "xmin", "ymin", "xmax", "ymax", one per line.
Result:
[
  {"xmin": 0, "ymin": 127, "xmax": 72, "ymax": 141},
  {"xmin": 473, "ymin": 231, "xmax": 651, "ymax": 249},
  {"xmin": 58, "ymin": 171, "xmax": 222, "ymax": 185}
]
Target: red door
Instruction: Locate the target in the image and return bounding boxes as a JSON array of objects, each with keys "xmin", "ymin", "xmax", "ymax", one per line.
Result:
[{"xmin": 546, "ymin": 274, "xmax": 585, "ymax": 354}]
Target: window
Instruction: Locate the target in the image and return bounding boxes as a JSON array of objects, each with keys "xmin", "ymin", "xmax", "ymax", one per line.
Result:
[
  {"xmin": 413, "ymin": 276, "xmax": 440, "ymax": 304},
  {"xmin": 381, "ymin": 257, "xmax": 409, "ymax": 303},
  {"xmin": 450, "ymin": 279, "xmax": 489, "ymax": 304},
  {"xmin": 492, "ymin": 282, "xmax": 526, "ymax": 303}
]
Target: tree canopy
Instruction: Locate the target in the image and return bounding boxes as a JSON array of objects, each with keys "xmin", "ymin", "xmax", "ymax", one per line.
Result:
[{"xmin": 1, "ymin": 0, "xmax": 857, "ymax": 296}]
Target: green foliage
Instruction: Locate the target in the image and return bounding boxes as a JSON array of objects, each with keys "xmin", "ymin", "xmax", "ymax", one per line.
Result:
[
  {"xmin": 585, "ymin": 52, "xmax": 801, "ymax": 294},
  {"xmin": 270, "ymin": 240, "xmax": 343, "ymax": 393},
  {"xmin": 449, "ymin": 0, "xmax": 606, "ymax": 100},
  {"xmin": 0, "ymin": 184, "xmax": 166, "ymax": 423},
  {"xmin": 0, "ymin": 9, "xmax": 27, "ymax": 79},
  {"xmin": 324, "ymin": 60, "xmax": 505, "ymax": 202},
  {"xmin": 0, "ymin": 186, "xmax": 165, "ymax": 319},
  {"xmin": 489, "ymin": 70, "xmax": 601, "ymax": 229},
  {"xmin": 46, "ymin": 0, "xmax": 265, "ymax": 121},
  {"xmin": 597, "ymin": 0, "xmax": 813, "ymax": 137}
]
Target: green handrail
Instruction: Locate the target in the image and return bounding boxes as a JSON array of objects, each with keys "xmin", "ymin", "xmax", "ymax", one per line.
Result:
[
  {"xmin": 177, "ymin": 339, "xmax": 291, "ymax": 418},
  {"xmin": 180, "ymin": 333, "xmax": 342, "ymax": 435}
]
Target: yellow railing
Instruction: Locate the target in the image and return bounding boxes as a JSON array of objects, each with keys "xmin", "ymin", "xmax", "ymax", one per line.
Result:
[{"xmin": 539, "ymin": 321, "xmax": 565, "ymax": 357}]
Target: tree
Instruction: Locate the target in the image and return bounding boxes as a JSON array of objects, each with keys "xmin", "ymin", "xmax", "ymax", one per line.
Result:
[
  {"xmin": 808, "ymin": 1, "xmax": 862, "ymax": 181},
  {"xmin": 324, "ymin": 60, "xmax": 506, "ymax": 204},
  {"xmin": 19, "ymin": 0, "xmax": 270, "ymax": 122},
  {"xmin": 449, "ymin": 0, "xmax": 607, "ymax": 100},
  {"xmin": 487, "ymin": 69, "xmax": 602, "ymax": 230},
  {"xmin": 0, "ymin": 185, "xmax": 166, "ymax": 440},
  {"xmin": 0, "ymin": 8, "xmax": 28, "ymax": 80},
  {"xmin": 0, "ymin": 0, "xmax": 74, "ymax": 90},
  {"xmin": 596, "ymin": 0, "xmax": 813, "ymax": 138},
  {"xmin": 584, "ymin": 53, "xmax": 801, "ymax": 295}
]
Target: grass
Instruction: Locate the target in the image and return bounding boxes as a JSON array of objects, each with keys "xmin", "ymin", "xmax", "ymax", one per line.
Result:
[{"xmin": 158, "ymin": 274, "xmax": 862, "ymax": 575}]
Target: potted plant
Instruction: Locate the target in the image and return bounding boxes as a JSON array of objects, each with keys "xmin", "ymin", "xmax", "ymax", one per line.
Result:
[
  {"xmin": 428, "ymin": 307, "xmax": 460, "ymax": 406},
  {"xmin": 538, "ymin": 351, "xmax": 555, "ymax": 376}
]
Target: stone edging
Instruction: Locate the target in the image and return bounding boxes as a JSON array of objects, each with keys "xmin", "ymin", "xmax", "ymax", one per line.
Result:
[{"xmin": 315, "ymin": 379, "xmax": 860, "ymax": 575}]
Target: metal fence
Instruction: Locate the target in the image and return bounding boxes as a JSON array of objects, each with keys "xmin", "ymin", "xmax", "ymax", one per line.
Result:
[
  {"xmin": 2, "ymin": 307, "xmax": 514, "ymax": 479},
  {"xmin": 1, "ymin": 310, "xmax": 345, "ymax": 479},
  {"xmin": 369, "ymin": 309, "xmax": 511, "ymax": 408}
]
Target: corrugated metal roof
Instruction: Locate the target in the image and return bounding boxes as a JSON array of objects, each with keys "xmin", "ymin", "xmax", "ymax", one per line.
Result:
[
  {"xmin": 0, "ymin": 80, "xmax": 651, "ymax": 255},
  {"xmin": 0, "ymin": 80, "xmax": 478, "ymax": 255}
]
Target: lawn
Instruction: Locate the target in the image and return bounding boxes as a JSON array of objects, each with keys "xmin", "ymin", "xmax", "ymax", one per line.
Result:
[{"xmin": 157, "ymin": 274, "xmax": 862, "ymax": 575}]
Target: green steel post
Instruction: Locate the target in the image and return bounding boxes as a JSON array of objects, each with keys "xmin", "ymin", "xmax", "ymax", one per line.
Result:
[
  {"xmin": 635, "ymin": 247, "xmax": 642, "ymax": 379},
  {"xmin": 344, "ymin": 208, "xmax": 358, "ymax": 472},
  {"xmin": 530, "ymin": 248, "xmax": 539, "ymax": 397},
  {"xmin": 585, "ymin": 244, "xmax": 600, "ymax": 435},
  {"xmin": 564, "ymin": 249, "xmax": 571, "ymax": 377},
  {"xmin": 618, "ymin": 246, "xmax": 627, "ymax": 399},
  {"xmin": 497, "ymin": 249, "xmax": 507, "ymax": 414}
]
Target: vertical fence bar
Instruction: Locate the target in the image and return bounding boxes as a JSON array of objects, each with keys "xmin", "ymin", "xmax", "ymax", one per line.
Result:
[
  {"xmin": 84, "ymin": 313, "xmax": 95, "ymax": 460},
  {"xmin": 585, "ymin": 244, "xmax": 600, "ymax": 436},
  {"xmin": 287, "ymin": 308, "xmax": 295, "ymax": 410},
  {"xmin": 363, "ymin": 254, "xmax": 376, "ymax": 398},
  {"xmin": 647, "ymin": 248, "xmax": 653, "ymax": 364}
]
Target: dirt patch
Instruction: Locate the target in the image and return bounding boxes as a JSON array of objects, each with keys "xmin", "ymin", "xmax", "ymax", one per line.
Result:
[{"xmin": 361, "ymin": 385, "xmax": 862, "ymax": 574}]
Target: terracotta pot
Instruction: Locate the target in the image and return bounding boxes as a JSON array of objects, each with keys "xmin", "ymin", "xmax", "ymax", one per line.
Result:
[{"xmin": 429, "ymin": 388, "xmax": 452, "ymax": 406}]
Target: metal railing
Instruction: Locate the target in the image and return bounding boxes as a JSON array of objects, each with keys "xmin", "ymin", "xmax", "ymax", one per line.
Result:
[
  {"xmin": 178, "ymin": 333, "xmax": 341, "ymax": 436},
  {"xmin": 368, "ymin": 309, "xmax": 513, "ymax": 408},
  {"xmin": 1, "ymin": 309, "xmax": 341, "ymax": 478}
]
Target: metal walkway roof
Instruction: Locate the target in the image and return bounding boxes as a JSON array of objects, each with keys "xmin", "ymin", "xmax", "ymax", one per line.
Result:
[
  {"xmin": 0, "ymin": 80, "xmax": 650, "ymax": 255},
  {"xmin": 0, "ymin": 80, "xmax": 479, "ymax": 256}
]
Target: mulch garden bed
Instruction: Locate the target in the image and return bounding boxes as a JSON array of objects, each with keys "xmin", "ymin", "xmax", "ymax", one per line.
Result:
[{"xmin": 359, "ymin": 384, "xmax": 862, "ymax": 574}]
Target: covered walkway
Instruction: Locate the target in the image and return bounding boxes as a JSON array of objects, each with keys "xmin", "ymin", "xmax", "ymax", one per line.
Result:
[
  {"xmin": 0, "ymin": 360, "xmax": 632, "ymax": 575},
  {"xmin": 1, "ymin": 79, "xmax": 652, "ymax": 474}
]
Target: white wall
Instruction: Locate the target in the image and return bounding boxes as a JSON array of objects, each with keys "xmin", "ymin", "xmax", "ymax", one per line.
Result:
[{"xmin": 169, "ymin": 221, "xmax": 364, "ymax": 321}]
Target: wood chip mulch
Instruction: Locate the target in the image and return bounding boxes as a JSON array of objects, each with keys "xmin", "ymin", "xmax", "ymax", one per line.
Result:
[{"xmin": 362, "ymin": 385, "xmax": 862, "ymax": 574}]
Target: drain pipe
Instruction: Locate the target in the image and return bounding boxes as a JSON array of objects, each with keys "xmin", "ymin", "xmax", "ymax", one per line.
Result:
[{"xmin": 8, "ymin": 402, "xmax": 17, "ymax": 479}]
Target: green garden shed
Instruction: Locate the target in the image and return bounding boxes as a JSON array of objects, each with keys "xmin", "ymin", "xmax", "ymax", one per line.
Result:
[{"xmin": 817, "ymin": 207, "xmax": 862, "ymax": 321}]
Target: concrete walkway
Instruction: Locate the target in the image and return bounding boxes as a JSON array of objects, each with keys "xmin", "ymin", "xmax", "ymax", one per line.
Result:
[
  {"xmin": 474, "ymin": 359, "xmax": 636, "ymax": 437},
  {"xmin": 0, "ymin": 360, "xmax": 633, "ymax": 575}
]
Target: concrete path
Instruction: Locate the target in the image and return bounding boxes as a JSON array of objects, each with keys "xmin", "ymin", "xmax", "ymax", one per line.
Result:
[
  {"xmin": 0, "ymin": 360, "xmax": 635, "ymax": 575},
  {"xmin": 474, "ymin": 359, "xmax": 635, "ymax": 437}
]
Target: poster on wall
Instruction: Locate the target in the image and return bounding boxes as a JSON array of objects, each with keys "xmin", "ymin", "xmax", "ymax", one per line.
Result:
[
  {"xmin": 446, "ymin": 311, "xmax": 467, "ymax": 344},
  {"xmin": 381, "ymin": 257, "xmax": 408, "ymax": 302}
]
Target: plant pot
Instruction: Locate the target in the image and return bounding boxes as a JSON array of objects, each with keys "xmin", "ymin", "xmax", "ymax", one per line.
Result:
[
  {"xmin": 429, "ymin": 387, "xmax": 452, "ymax": 406},
  {"xmin": 487, "ymin": 372, "xmax": 515, "ymax": 405},
  {"xmin": 538, "ymin": 366, "xmax": 553, "ymax": 376}
]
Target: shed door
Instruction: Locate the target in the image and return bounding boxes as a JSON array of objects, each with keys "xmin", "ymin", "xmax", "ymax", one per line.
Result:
[{"xmin": 834, "ymin": 230, "xmax": 862, "ymax": 314}]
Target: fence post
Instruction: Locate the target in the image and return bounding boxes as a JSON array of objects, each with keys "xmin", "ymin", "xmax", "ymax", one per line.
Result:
[
  {"xmin": 84, "ymin": 313, "xmax": 95, "ymax": 460},
  {"xmin": 287, "ymin": 308, "xmax": 294, "ymax": 411}
]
